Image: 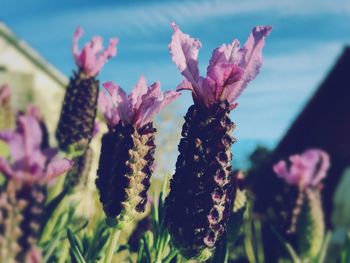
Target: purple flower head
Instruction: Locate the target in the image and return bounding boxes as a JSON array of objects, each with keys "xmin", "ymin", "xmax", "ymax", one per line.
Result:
[
  {"xmin": 273, "ymin": 149, "xmax": 330, "ymax": 188},
  {"xmin": 0, "ymin": 114, "xmax": 74, "ymax": 185},
  {"xmin": 169, "ymin": 22, "xmax": 271, "ymax": 109},
  {"xmin": 25, "ymin": 104, "xmax": 43, "ymax": 120},
  {"xmin": 98, "ymin": 76, "xmax": 180, "ymax": 129},
  {"xmin": 72, "ymin": 26, "xmax": 119, "ymax": 78},
  {"xmin": 0, "ymin": 84, "xmax": 11, "ymax": 106}
]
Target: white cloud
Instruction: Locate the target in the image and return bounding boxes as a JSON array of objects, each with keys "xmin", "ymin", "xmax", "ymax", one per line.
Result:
[{"xmin": 16, "ymin": 0, "xmax": 350, "ymax": 38}]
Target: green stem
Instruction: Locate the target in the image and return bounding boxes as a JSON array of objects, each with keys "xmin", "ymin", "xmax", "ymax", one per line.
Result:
[
  {"xmin": 163, "ymin": 249, "xmax": 178, "ymax": 263},
  {"xmin": 103, "ymin": 228, "xmax": 121, "ymax": 263}
]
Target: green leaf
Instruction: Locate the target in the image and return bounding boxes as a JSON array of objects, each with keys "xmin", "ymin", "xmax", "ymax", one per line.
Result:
[
  {"xmin": 42, "ymin": 188, "xmax": 68, "ymax": 231},
  {"xmin": 67, "ymin": 228, "xmax": 87, "ymax": 263},
  {"xmin": 316, "ymin": 231, "xmax": 331, "ymax": 263},
  {"xmin": 85, "ymin": 222, "xmax": 110, "ymax": 261},
  {"xmin": 270, "ymin": 226, "xmax": 301, "ymax": 263}
]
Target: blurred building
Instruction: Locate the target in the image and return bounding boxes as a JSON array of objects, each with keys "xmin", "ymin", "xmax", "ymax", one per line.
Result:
[
  {"xmin": 0, "ymin": 22, "xmax": 67, "ymax": 137},
  {"xmin": 251, "ymin": 46, "xmax": 350, "ymax": 261}
]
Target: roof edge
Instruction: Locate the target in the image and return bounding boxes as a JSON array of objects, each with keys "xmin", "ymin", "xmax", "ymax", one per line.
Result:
[{"xmin": 0, "ymin": 22, "xmax": 68, "ymax": 87}]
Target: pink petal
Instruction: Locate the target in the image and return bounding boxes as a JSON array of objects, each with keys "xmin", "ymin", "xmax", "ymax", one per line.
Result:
[
  {"xmin": 176, "ymin": 79, "xmax": 194, "ymax": 92},
  {"xmin": 26, "ymin": 104, "xmax": 42, "ymax": 120},
  {"xmin": 199, "ymin": 76, "xmax": 216, "ymax": 106},
  {"xmin": 134, "ymin": 81, "xmax": 161, "ymax": 127},
  {"xmin": 302, "ymin": 149, "xmax": 330, "ymax": 186},
  {"xmin": 207, "ymin": 63, "xmax": 243, "ymax": 102},
  {"xmin": 93, "ymin": 38, "xmax": 119, "ymax": 77},
  {"xmin": 98, "ymin": 88, "xmax": 120, "ymax": 128},
  {"xmin": 207, "ymin": 39, "xmax": 241, "ymax": 74},
  {"xmin": 136, "ymin": 82, "xmax": 180, "ymax": 128},
  {"xmin": 129, "ymin": 76, "xmax": 148, "ymax": 112},
  {"xmin": 79, "ymin": 36, "xmax": 104, "ymax": 75},
  {"xmin": 103, "ymin": 81, "xmax": 132, "ymax": 125},
  {"xmin": 273, "ymin": 149, "xmax": 330, "ymax": 187},
  {"xmin": 273, "ymin": 160, "xmax": 295, "ymax": 185},
  {"xmin": 72, "ymin": 26, "xmax": 118, "ymax": 77},
  {"xmin": 169, "ymin": 22, "xmax": 201, "ymax": 88},
  {"xmin": 72, "ymin": 26, "xmax": 84, "ymax": 64},
  {"xmin": 0, "ymin": 131, "xmax": 24, "ymax": 162},
  {"xmin": 18, "ymin": 115, "xmax": 42, "ymax": 160},
  {"xmin": 225, "ymin": 26, "xmax": 271, "ymax": 104},
  {"xmin": 46, "ymin": 158, "xmax": 74, "ymax": 180}
]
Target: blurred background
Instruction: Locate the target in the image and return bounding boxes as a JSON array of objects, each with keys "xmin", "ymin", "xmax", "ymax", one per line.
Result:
[
  {"xmin": 1, "ymin": 0, "xmax": 350, "ymax": 171},
  {"xmin": 2, "ymin": 0, "xmax": 350, "ymax": 261}
]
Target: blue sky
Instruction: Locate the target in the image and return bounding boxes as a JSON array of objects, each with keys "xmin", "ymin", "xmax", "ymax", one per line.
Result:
[{"xmin": 1, "ymin": 0, "xmax": 350, "ymax": 166}]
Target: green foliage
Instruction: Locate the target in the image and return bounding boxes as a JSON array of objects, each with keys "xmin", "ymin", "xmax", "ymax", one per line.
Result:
[
  {"xmin": 67, "ymin": 221, "xmax": 110, "ymax": 263},
  {"xmin": 297, "ymin": 190, "xmax": 325, "ymax": 260},
  {"xmin": 340, "ymin": 233, "xmax": 350, "ymax": 263},
  {"xmin": 137, "ymin": 176, "xmax": 178, "ymax": 263}
]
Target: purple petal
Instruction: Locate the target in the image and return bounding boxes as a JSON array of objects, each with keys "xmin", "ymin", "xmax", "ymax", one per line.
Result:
[
  {"xmin": 72, "ymin": 26, "xmax": 118, "ymax": 77},
  {"xmin": 207, "ymin": 39, "xmax": 241, "ymax": 74},
  {"xmin": 273, "ymin": 160, "xmax": 297, "ymax": 185},
  {"xmin": 0, "ymin": 131, "xmax": 24, "ymax": 162},
  {"xmin": 93, "ymin": 38, "xmax": 118, "ymax": 77},
  {"xmin": 18, "ymin": 115, "xmax": 42, "ymax": 160},
  {"xmin": 136, "ymin": 82, "xmax": 180, "ymax": 128},
  {"xmin": 103, "ymin": 81, "xmax": 132, "ymax": 125},
  {"xmin": 199, "ymin": 76, "xmax": 216, "ymax": 106},
  {"xmin": 302, "ymin": 149, "xmax": 330, "ymax": 186},
  {"xmin": 169, "ymin": 22, "xmax": 201, "ymax": 88},
  {"xmin": 26, "ymin": 104, "xmax": 43, "ymax": 120},
  {"xmin": 207, "ymin": 63, "xmax": 243, "ymax": 102},
  {"xmin": 225, "ymin": 26, "xmax": 271, "ymax": 104},
  {"xmin": 46, "ymin": 158, "xmax": 74, "ymax": 180},
  {"xmin": 240, "ymin": 26, "xmax": 272, "ymax": 81},
  {"xmin": 98, "ymin": 88, "xmax": 120, "ymax": 128},
  {"xmin": 0, "ymin": 117, "xmax": 46, "ymax": 174},
  {"xmin": 72, "ymin": 26, "xmax": 83, "ymax": 65},
  {"xmin": 176, "ymin": 79, "xmax": 194, "ymax": 92},
  {"xmin": 129, "ymin": 76, "xmax": 148, "ymax": 112},
  {"xmin": 273, "ymin": 149, "xmax": 330, "ymax": 187}
]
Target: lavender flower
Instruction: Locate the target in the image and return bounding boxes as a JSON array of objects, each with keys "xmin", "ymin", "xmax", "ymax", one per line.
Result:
[
  {"xmin": 273, "ymin": 149, "xmax": 330, "ymax": 188},
  {"xmin": 56, "ymin": 27, "xmax": 118, "ymax": 151},
  {"xmin": 165, "ymin": 22, "xmax": 271, "ymax": 260},
  {"xmin": 273, "ymin": 149, "xmax": 330, "ymax": 260},
  {"xmin": 0, "ymin": 115, "xmax": 73, "ymax": 183},
  {"xmin": 0, "ymin": 113, "xmax": 73, "ymax": 260},
  {"xmin": 96, "ymin": 77, "xmax": 179, "ymax": 228}
]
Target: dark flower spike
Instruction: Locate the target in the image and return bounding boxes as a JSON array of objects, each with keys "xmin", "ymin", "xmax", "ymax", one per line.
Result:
[
  {"xmin": 165, "ymin": 22, "xmax": 271, "ymax": 261},
  {"xmin": 56, "ymin": 27, "xmax": 118, "ymax": 151},
  {"xmin": 0, "ymin": 181, "xmax": 26, "ymax": 262},
  {"xmin": 273, "ymin": 149, "xmax": 330, "ymax": 260},
  {"xmin": 96, "ymin": 77, "xmax": 179, "ymax": 229}
]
